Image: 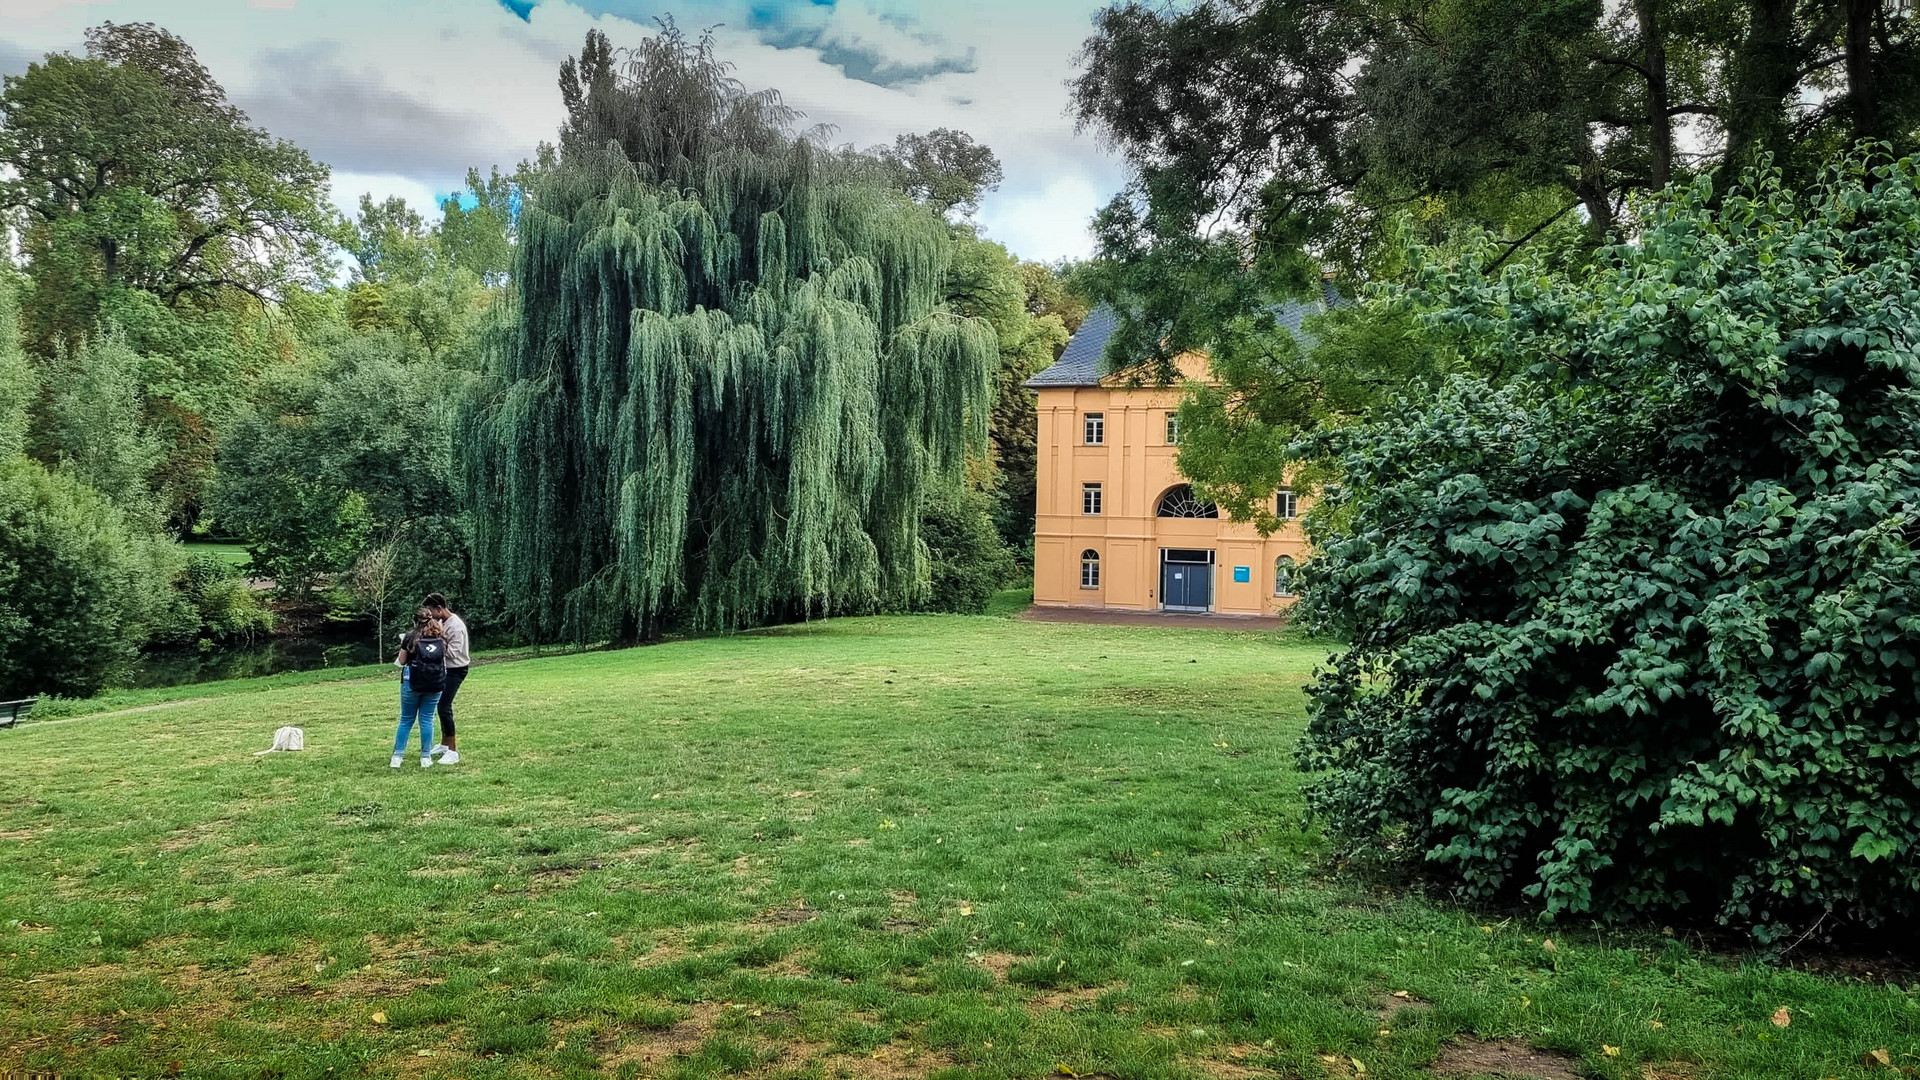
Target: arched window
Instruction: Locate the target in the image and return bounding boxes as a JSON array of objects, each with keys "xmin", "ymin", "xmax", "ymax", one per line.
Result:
[
  {"xmin": 1080, "ymin": 549, "xmax": 1101, "ymax": 588},
  {"xmin": 1156, "ymin": 484, "xmax": 1218, "ymax": 519},
  {"xmin": 1275, "ymin": 555, "xmax": 1296, "ymax": 597}
]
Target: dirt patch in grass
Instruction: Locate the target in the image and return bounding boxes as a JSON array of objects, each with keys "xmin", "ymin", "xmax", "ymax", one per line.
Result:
[
  {"xmin": 0, "ymin": 829, "xmax": 39, "ymax": 842},
  {"xmin": 599, "ymin": 1002, "xmax": 720, "ymax": 1069},
  {"xmin": 753, "ymin": 905, "xmax": 818, "ymax": 927},
  {"xmin": 1184, "ymin": 1055, "xmax": 1280, "ymax": 1079},
  {"xmin": 1375, "ymin": 990, "xmax": 1433, "ymax": 1021},
  {"xmin": 1032, "ymin": 984, "xmax": 1116, "ymax": 1011},
  {"xmin": 1430, "ymin": 1037, "xmax": 1583, "ymax": 1080},
  {"xmin": 970, "ymin": 952, "xmax": 1020, "ymax": 980},
  {"xmin": 765, "ymin": 1038, "xmax": 953, "ymax": 1079},
  {"xmin": 157, "ymin": 819, "xmax": 232, "ymax": 852},
  {"xmin": 407, "ymin": 864, "xmax": 476, "ymax": 879}
]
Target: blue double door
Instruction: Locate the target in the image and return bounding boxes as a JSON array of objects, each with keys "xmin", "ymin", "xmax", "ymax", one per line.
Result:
[{"xmin": 1160, "ymin": 550, "xmax": 1214, "ymax": 611}]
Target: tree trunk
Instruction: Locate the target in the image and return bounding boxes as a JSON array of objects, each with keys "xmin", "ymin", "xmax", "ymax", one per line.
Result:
[
  {"xmin": 1844, "ymin": 0, "xmax": 1880, "ymax": 141},
  {"xmin": 1723, "ymin": 0, "xmax": 1799, "ymax": 171},
  {"xmin": 1636, "ymin": 0, "xmax": 1674, "ymax": 190}
]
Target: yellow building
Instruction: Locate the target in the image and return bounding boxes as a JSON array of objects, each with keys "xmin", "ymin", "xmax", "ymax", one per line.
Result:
[{"xmin": 1025, "ymin": 302, "xmax": 1325, "ymax": 616}]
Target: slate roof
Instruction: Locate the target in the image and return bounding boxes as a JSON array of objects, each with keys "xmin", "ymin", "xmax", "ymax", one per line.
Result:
[{"xmin": 1026, "ymin": 281, "xmax": 1342, "ymax": 389}]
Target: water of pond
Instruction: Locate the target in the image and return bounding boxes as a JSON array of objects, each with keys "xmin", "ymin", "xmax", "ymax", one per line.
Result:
[{"xmin": 123, "ymin": 628, "xmax": 390, "ymax": 689}]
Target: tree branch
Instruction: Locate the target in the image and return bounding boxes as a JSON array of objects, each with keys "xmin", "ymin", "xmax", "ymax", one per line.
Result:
[{"xmin": 1486, "ymin": 201, "xmax": 1581, "ymax": 275}]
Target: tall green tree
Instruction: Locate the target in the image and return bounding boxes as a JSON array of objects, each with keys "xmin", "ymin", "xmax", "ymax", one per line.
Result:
[
  {"xmin": 345, "ymin": 193, "xmax": 493, "ymax": 362},
  {"xmin": 0, "ymin": 23, "xmax": 342, "ymax": 534},
  {"xmin": 1070, "ymin": 0, "xmax": 1920, "ymax": 509},
  {"xmin": 0, "ymin": 273, "xmax": 27, "ymax": 461},
  {"xmin": 942, "ymin": 233, "xmax": 1080, "ymax": 547},
  {"xmin": 437, "ymin": 166, "xmax": 520, "ymax": 286},
  {"xmin": 463, "ymin": 26, "xmax": 996, "ymax": 642},
  {"xmin": 0, "ymin": 22, "xmax": 339, "ymax": 340},
  {"xmin": 874, "ymin": 128, "xmax": 1005, "ymax": 221},
  {"xmin": 216, "ymin": 333, "xmax": 468, "ymax": 599}
]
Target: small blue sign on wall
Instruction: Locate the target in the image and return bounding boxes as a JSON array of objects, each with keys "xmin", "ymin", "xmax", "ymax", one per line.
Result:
[{"xmin": 1232, "ymin": 565, "xmax": 1251, "ymax": 583}]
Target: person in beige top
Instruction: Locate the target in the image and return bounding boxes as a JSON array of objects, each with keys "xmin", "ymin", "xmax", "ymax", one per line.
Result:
[{"xmin": 423, "ymin": 592, "xmax": 470, "ymax": 764}]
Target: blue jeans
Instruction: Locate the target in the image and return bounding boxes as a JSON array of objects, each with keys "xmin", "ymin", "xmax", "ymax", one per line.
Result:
[{"xmin": 394, "ymin": 679, "xmax": 442, "ymax": 757}]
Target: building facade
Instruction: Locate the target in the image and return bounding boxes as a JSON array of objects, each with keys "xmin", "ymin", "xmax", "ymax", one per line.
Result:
[{"xmin": 1025, "ymin": 305, "xmax": 1318, "ymax": 616}]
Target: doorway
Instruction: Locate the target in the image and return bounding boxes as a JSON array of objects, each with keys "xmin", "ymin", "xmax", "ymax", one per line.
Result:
[{"xmin": 1160, "ymin": 549, "xmax": 1214, "ymax": 612}]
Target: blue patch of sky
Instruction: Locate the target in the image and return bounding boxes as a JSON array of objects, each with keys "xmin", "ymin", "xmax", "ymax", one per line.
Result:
[{"xmin": 524, "ymin": 0, "xmax": 974, "ymax": 88}]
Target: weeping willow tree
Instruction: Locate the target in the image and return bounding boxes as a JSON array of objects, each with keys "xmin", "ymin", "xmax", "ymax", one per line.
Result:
[{"xmin": 463, "ymin": 26, "xmax": 996, "ymax": 642}]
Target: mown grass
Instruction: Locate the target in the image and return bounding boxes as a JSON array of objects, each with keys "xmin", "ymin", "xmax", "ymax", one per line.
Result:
[
  {"xmin": 2, "ymin": 613, "xmax": 1915, "ymax": 1079},
  {"xmin": 183, "ymin": 541, "xmax": 254, "ymax": 569}
]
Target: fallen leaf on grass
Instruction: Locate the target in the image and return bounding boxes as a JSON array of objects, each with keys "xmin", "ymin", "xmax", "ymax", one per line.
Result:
[
  {"xmin": 1392, "ymin": 990, "xmax": 1411, "ymax": 999},
  {"xmin": 1864, "ymin": 1048, "xmax": 1891, "ymax": 1067},
  {"xmin": 371, "ymin": 1011, "xmax": 388, "ymax": 1025},
  {"xmin": 1771, "ymin": 1006, "xmax": 1791, "ymax": 1028},
  {"xmin": 959, "ymin": 904, "xmax": 974, "ymax": 916},
  {"xmin": 1057, "ymin": 1066, "xmax": 1079, "ymax": 1077},
  {"xmin": 1649, "ymin": 1020, "xmax": 1665, "ymax": 1030},
  {"xmin": 1603, "ymin": 1045, "xmax": 1621, "ymax": 1057},
  {"xmin": 1542, "ymin": 938, "xmax": 1558, "ymax": 953}
]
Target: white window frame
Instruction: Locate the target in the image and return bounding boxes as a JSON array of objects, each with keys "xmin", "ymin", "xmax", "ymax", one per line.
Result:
[
  {"xmin": 1276, "ymin": 489, "xmax": 1298, "ymax": 520},
  {"xmin": 1275, "ymin": 556, "xmax": 1296, "ymax": 597},
  {"xmin": 1165, "ymin": 414, "xmax": 1180, "ymax": 445},
  {"xmin": 1084, "ymin": 413, "xmax": 1105, "ymax": 445},
  {"xmin": 1082, "ymin": 483, "xmax": 1103, "ymax": 515},
  {"xmin": 1081, "ymin": 550, "xmax": 1101, "ymax": 588}
]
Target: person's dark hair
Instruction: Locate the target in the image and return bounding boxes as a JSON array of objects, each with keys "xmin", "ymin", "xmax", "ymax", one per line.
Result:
[
  {"xmin": 416, "ymin": 607, "xmax": 445, "ymax": 638},
  {"xmin": 423, "ymin": 591, "xmax": 448, "ymax": 611},
  {"xmin": 411, "ymin": 608, "xmax": 431, "ymax": 628}
]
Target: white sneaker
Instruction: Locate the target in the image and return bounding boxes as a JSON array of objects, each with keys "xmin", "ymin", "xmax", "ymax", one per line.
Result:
[
  {"xmin": 440, "ymin": 750, "xmax": 460, "ymax": 765},
  {"xmin": 390, "ymin": 755, "xmax": 403, "ymax": 769},
  {"xmin": 419, "ymin": 755, "xmax": 433, "ymax": 769},
  {"xmin": 429, "ymin": 744, "xmax": 448, "ymax": 757}
]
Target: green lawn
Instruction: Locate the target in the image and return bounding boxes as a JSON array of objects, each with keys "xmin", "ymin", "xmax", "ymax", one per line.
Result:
[
  {"xmin": 183, "ymin": 540, "xmax": 254, "ymax": 569},
  {"xmin": 2, "ymin": 614, "xmax": 1914, "ymax": 1079}
]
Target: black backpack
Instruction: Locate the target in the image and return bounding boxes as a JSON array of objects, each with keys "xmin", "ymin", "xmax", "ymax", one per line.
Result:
[{"xmin": 409, "ymin": 635, "xmax": 448, "ymax": 693}]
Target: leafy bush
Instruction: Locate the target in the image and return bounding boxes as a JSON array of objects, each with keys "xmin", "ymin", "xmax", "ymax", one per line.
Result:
[
  {"xmin": 917, "ymin": 484, "xmax": 1015, "ymax": 614},
  {"xmin": 0, "ymin": 457, "xmax": 181, "ymax": 698},
  {"xmin": 173, "ymin": 552, "xmax": 273, "ymax": 642},
  {"xmin": 1297, "ymin": 156, "xmax": 1920, "ymax": 938}
]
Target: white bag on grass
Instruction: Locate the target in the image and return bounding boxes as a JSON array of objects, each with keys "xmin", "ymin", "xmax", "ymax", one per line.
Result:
[{"xmin": 253, "ymin": 726, "xmax": 305, "ymax": 754}]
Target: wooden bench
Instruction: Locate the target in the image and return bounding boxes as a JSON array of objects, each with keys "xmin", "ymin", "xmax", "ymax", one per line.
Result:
[{"xmin": 0, "ymin": 698, "xmax": 33, "ymax": 729}]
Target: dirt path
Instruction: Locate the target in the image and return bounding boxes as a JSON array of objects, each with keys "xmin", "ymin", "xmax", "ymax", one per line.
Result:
[{"xmin": 1021, "ymin": 605, "xmax": 1285, "ymax": 631}]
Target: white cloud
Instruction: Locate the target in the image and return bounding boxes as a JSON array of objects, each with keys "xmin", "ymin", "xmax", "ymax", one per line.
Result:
[
  {"xmin": 328, "ymin": 170, "xmax": 445, "ymax": 224},
  {"xmin": 977, "ymin": 174, "xmax": 1103, "ymax": 263},
  {"xmin": 0, "ymin": 0, "xmax": 1131, "ymax": 263}
]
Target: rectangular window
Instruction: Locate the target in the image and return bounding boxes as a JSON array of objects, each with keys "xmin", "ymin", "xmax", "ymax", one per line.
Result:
[
  {"xmin": 1082, "ymin": 483, "xmax": 1103, "ymax": 515},
  {"xmin": 1165, "ymin": 414, "xmax": 1180, "ymax": 445},
  {"xmin": 1084, "ymin": 413, "xmax": 1105, "ymax": 445},
  {"xmin": 1276, "ymin": 489, "xmax": 1298, "ymax": 520},
  {"xmin": 1081, "ymin": 551, "xmax": 1100, "ymax": 588}
]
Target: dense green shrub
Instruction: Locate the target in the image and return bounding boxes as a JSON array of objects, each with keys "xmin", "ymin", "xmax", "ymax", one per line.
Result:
[
  {"xmin": 173, "ymin": 552, "xmax": 274, "ymax": 642},
  {"xmin": 1297, "ymin": 156, "xmax": 1920, "ymax": 938},
  {"xmin": 0, "ymin": 457, "xmax": 181, "ymax": 698},
  {"xmin": 917, "ymin": 484, "xmax": 1016, "ymax": 614}
]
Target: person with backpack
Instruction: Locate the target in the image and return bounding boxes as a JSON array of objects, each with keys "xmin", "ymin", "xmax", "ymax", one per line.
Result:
[
  {"xmin": 422, "ymin": 592, "xmax": 469, "ymax": 765},
  {"xmin": 391, "ymin": 608, "xmax": 449, "ymax": 769}
]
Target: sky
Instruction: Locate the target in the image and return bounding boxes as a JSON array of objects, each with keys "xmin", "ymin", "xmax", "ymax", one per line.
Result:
[{"xmin": 0, "ymin": 0, "xmax": 1131, "ymax": 263}]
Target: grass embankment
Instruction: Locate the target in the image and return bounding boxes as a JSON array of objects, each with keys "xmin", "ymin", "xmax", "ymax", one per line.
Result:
[
  {"xmin": 182, "ymin": 541, "xmax": 253, "ymax": 569},
  {"xmin": 2, "ymin": 613, "xmax": 1915, "ymax": 1079}
]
